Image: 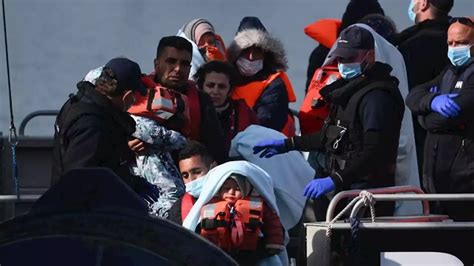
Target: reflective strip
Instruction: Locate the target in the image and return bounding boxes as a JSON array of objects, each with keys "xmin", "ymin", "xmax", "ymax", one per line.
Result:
[{"xmin": 202, "ymin": 204, "xmax": 216, "ymax": 218}]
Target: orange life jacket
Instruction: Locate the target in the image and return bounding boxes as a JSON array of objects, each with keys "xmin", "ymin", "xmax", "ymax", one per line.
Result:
[
  {"xmin": 129, "ymin": 76, "xmax": 190, "ymax": 124},
  {"xmin": 231, "ymin": 71, "xmax": 296, "ymax": 137},
  {"xmin": 200, "ymin": 197, "xmax": 264, "ymax": 252},
  {"xmin": 299, "ymin": 18, "xmax": 342, "ymax": 135},
  {"xmin": 181, "ymin": 192, "xmax": 196, "ymax": 222},
  {"xmin": 299, "ymin": 65, "xmax": 341, "ymax": 135},
  {"xmin": 141, "ymin": 74, "xmax": 201, "ymax": 140}
]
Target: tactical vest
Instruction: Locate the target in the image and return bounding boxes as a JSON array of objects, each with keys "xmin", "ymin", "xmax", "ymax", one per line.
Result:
[{"xmin": 321, "ymin": 80, "xmax": 401, "ymax": 184}]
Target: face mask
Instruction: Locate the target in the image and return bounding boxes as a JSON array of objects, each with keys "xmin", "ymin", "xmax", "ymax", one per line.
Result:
[
  {"xmin": 448, "ymin": 45, "xmax": 472, "ymax": 67},
  {"xmin": 185, "ymin": 176, "xmax": 208, "ymax": 198},
  {"xmin": 338, "ymin": 62, "xmax": 362, "ymax": 80},
  {"xmin": 236, "ymin": 57, "xmax": 263, "ymax": 77},
  {"xmin": 408, "ymin": 0, "xmax": 418, "ymax": 23}
]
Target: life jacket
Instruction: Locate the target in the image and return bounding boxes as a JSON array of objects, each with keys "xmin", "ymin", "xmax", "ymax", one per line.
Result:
[
  {"xmin": 232, "ymin": 71, "xmax": 296, "ymax": 137},
  {"xmin": 299, "ymin": 18, "xmax": 342, "ymax": 135},
  {"xmin": 142, "ymin": 74, "xmax": 201, "ymax": 140},
  {"xmin": 181, "ymin": 192, "xmax": 196, "ymax": 222},
  {"xmin": 128, "ymin": 76, "xmax": 190, "ymax": 124},
  {"xmin": 200, "ymin": 197, "xmax": 264, "ymax": 252},
  {"xmin": 299, "ymin": 65, "xmax": 341, "ymax": 135}
]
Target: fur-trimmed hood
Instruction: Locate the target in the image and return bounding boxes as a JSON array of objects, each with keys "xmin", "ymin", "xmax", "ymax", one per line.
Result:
[{"xmin": 227, "ymin": 29, "xmax": 288, "ymax": 71}]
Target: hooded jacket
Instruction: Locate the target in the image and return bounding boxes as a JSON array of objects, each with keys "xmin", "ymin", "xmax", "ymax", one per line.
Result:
[{"xmin": 227, "ymin": 17, "xmax": 295, "ymax": 133}]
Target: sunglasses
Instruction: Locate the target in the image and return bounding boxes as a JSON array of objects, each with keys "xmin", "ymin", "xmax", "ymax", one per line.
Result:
[{"xmin": 449, "ymin": 17, "xmax": 474, "ymax": 27}]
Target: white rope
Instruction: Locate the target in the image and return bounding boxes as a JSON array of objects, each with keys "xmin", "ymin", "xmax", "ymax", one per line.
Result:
[{"xmin": 326, "ymin": 190, "xmax": 376, "ymax": 238}]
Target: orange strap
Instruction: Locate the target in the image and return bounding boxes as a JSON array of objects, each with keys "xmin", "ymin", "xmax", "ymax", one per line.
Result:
[{"xmin": 231, "ymin": 210, "xmax": 245, "ymax": 248}]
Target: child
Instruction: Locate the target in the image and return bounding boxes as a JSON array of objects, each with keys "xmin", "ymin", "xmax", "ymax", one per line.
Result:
[
  {"xmin": 127, "ymin": 76, "xmax": 188, "ymax": 219},
  {"xmin": 199, "ymin": 174, "xmax": 284, "ymax": 264}
]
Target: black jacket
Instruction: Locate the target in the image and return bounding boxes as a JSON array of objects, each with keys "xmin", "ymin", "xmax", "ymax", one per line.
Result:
[
  {"xmin": 287, "ymin": 63, "xmax": 404, "ymax": 191},
  {"xmin": 395, "ymin": 18, "xmax": 451, "ymax": 89},
  {"xmin": 406, "ymin": 60, "xmax": 474, "ymax": 220},
  {"xmin": 407, "ymin": 60, "xmax": 474, "ymax": 192},
  {"xmin": 395, "ymin": 18, "xmax": 451, "ymax": 176},
  {"xmin": 51, "ymin": 82, "xmax": 145, "ymax": 191}
]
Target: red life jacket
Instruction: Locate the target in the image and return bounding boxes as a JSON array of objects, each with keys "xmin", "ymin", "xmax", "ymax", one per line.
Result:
[
  {"xmin": 232, "ymin": 71, "xmax": 296, "ymax": 137},
  {"xmin": 225, "ymin": 100, "xmax": 258, "ymax": 144},
  {"xmin": 141, "ymin": 74, "xmax": 201, "ymax": 140},
  {"xmin": 200, "ymin": 197, "xmax": 264, "ymax": 252},
  {"xmin": 299, "ymin": 19, "xmax": 342, "ymax": 135},
  {"xmin": 299, "ymin": 65, "xmax": 341, "ymax": 135},
  {"xmin": 181, "ymin": 192, "xmax": 196, "ymax": 222},
  {"xmin": 129, "ymin": 76, "xmax": 190, "ymax": 124}
]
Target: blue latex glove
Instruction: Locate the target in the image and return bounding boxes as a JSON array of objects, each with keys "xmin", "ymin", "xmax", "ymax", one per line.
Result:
[
  {"xmin": 430, "ymin": 94, "xmax": 461, "ymax": 118},
  {"xmin": 303, "ymin": 177, "xmax": 336, "ymax": 199},
  {"xmin": 253, "ymin": 139, "xmax": 288, "ymax": 158},
  {"xmin": 136, "ymin": 178, "xmax": 160, "ymax": 205}
]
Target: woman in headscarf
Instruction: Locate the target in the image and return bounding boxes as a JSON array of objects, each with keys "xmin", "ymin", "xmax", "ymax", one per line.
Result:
[{"xmin": 177, "ymin": 18, "xmax": 226, "ymax": 79}]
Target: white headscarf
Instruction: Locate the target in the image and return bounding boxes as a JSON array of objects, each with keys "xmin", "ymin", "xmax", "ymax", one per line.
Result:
[{"xmin": 325, "ymin": 23, "xmax": 422, "ymax": 215}]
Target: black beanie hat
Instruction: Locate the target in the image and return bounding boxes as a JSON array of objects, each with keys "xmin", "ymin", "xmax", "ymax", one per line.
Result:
[{"xmin": 340, "ymin": 0, "xmax": 385, "ymax": 32}]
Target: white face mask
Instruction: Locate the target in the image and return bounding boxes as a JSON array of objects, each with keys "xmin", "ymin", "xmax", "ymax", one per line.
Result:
[
  {"xmin": 185, "ymin": 175, "xmax": 208, "ymax": 198},
  {"xmin": 236, "ymin": 57, "xmax": 263, "ymax": 77}
]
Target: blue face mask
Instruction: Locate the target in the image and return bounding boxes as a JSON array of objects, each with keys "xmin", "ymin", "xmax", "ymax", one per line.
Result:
[
  {"xmin": 408, "ymin": 0, "xmax": 417, "ymax": 23},
  {"xmin": 448, "ymin": 45, "xmax": 472, "ymax": 67},
  {"xmin": 185, "ymin": 176, "xmax": 208, "ymax": 198},
  {"xmin": 338, "ymin": 62, "xmax": 363, "ymax": 80}
]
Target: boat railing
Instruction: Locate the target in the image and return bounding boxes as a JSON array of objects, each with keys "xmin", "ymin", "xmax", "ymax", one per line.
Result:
[
  {"xmin": 18, "ymin": 110, "xmax": 59, "ymax": 136},
  {"xmin": 326, "ymin": 185, "xmax": 428, "ymax": 222}
]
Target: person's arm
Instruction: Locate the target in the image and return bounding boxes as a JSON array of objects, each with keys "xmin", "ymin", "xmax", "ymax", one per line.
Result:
[
  {"xmin": 198, "ymin": 92, "xmax": 228, "ymax": 163},
  {"xmin": 61, "ymin": 115, "xmax": 112, "ymax": 170},
  {"xmin": 253, "ymin": 77, "xmax": 289, "ymax": 131},
  {"xmin": 406, "ymin": 74, "xmax": 443, "ymax": 116},
  {"xmin": 423, "ymin": 74, "xmax": 474, "ymax": 130},
  {"xmin": 284, "ymin": 131, "xmax": 324, "ymax": 152},
  {"xmin": 132, "ymin": 115, "xmax": 186, "ymax": 151},
  {"xmin": 331, "ymin": 90, "xmax": 401, "ymax": 189}
]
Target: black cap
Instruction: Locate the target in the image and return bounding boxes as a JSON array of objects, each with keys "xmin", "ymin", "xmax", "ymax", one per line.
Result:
[
  {"xmin": 329, "ymin": 26, "xmax": 374, "ymax": 59},
  {"xmin": 104, "ymin": 57, "xmax": 146, "ymax": 95},
  {"xmin": 430, "ymin": 0, "xmax": 454, "ymax": 13}
]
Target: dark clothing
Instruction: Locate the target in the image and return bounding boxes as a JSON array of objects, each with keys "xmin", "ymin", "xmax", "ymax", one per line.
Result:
[
  {"xmin": 195, "ymin": 90, "xmax": 229, "ymax": 163},
  {"xmin": 239, "ymin": 70, "xmax": 290, "ymax": 132},
  {"xmin": 305, "ymin": 45, "xmax": 331, "ymax": 92},
  {"xmin": 217, "ymin": 99, "xmax": 259, "ymax": 152},
  {"xmin": 168, "ymin": 195, "xmax": 184, "ymax": 225},
  {"xmin": 52, "ymin": 82, "xmax": 146, "ymax": 192},
  {"xmin": 287, "ymin": 63, "xmax": 404, "ymax": 197},
  {"xmin": 395, "ymin": 17, "xmax": 451, "ymax": 181},
  {"xmin": 406, "ymin": 60, "xmax": 474, "ymax": 220}
]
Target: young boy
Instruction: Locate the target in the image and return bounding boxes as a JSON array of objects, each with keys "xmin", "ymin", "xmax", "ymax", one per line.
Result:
[{"xmin": 199, "ymin": 174, "xmax": 284, "ymax": 264}]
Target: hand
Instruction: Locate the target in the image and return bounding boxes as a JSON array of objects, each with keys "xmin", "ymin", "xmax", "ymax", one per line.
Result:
[
  {"xmin": 128, "ymin": 138, "xmax": 147, "ymax": 155},
  {"xmin": 430, "ymin": 94, "xmax": 461, "ymax": 118},
  {"xmin": 253, "ymin": 139, "xmax": 288, "ymax": 158},
  {"xmin": 303, "ymin": 177, "xmax": 336, "ymax": 199}
]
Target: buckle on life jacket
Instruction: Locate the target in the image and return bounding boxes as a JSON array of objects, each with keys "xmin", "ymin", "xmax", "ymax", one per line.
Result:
[{"xmin": 202, "ymin": 214, "xmax": 229, "ymax": 230}]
